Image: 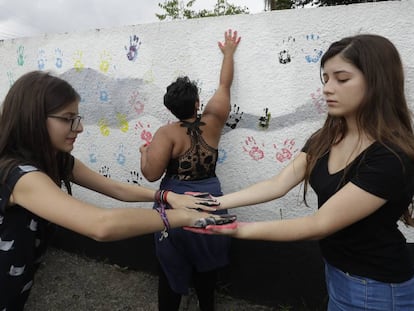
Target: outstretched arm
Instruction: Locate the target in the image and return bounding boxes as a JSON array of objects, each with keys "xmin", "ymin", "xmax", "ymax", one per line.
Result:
[
  {"xmin": 205, "ymin": 181, "xmax": 386, "ymax": 242},
  {"xmin": 72, "ymin": 157, "xmax": 217, "ymax": 210},
  {"xmin": 202, "ymin": 29, "xmax": 241, "ymax": 126},
  {"xmin": 218, "ymin": 152, "xmax": 307, "ymax": 210},
  {"xmin": 11, "ymin": 171, "xmax": 219, "ymax": 241}
]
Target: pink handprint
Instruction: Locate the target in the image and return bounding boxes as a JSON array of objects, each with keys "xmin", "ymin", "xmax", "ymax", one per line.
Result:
[
  {"xmin": 129, "ymin": 91, "xmax": 145, "ymax": 115},
  {"xmin": 273, "ymin": 139, "xmax": 298, "ymax": 163},
  {"xmin": 243, "ymin": 136, "xmax": 265, "ymax": 161},
  {"xmin": 311, "ymin": 88, "xmax": 327, "ymax": 114},
  {"xmin": 135, "ymin": 121, "xmax": 152, "ymax": 144}
]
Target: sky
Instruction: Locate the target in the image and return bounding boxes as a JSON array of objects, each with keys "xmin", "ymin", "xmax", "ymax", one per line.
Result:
[{"xmin": 0, "ymin": 0, "xmax": 266, "ymax": 40}]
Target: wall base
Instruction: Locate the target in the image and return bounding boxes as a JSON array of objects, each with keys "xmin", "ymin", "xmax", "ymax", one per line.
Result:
[{"xmin": 51, "ymin": 226, "xmax": 414, "ymax": 310}]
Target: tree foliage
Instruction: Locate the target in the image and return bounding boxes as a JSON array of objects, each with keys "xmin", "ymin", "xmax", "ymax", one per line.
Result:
[
  {"xmin": 265, "ymin": 0, "xmax": 393, "ymax": 10},
  {"xmin": 156, "ymin": 0, "xmax": 250, "ymax": 20}
]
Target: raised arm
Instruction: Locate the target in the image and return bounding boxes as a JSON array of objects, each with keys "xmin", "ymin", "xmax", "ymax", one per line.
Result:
[{"xmin": 202, "ymin": 29, "xmax": 241, "ymax": 126}]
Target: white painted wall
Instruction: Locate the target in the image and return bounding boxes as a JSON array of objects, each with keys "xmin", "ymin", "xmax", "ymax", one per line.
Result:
[{"xmin": 1, "ymin": 1, "xmax": 414, "ymax": 241}]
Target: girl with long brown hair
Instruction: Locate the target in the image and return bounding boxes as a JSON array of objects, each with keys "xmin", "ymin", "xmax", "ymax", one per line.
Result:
[{"xmin": 189, "ymin": 34, "xmax": 414, "ymax": 310}]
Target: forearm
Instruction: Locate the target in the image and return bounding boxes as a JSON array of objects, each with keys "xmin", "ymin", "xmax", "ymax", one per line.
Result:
[
  {"xmin": 235, "ymin": 216, "xmax": 323, "ymax": 242},
  {"xmin": 91, "ymin": 207, "xmax": 191, "ymax": 241},
  {"xmin": 219, "ymin": 154, "xmax": 307, "ymax": 210},
  {"xmin": 219, "ymin": 179, "xmax": 283, "ymax": 209},
  {"xmin": 219, "ymin": 53, "xmax": 235, "ymax": 89},
  {"xmin": 94, "ymin": 177, "xmax": 156, "ymax": 202}
]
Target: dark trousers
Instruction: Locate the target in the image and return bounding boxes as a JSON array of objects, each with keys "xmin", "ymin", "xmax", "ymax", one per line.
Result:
[{"xmin": 158, "ymin": 266, "xmax": 217, "ymax": 311}]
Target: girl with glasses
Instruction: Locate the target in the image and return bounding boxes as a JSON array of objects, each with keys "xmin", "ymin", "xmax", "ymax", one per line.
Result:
[{"xmin": 0, "ymin": 70, "xmax": 221, "ymax": 310}]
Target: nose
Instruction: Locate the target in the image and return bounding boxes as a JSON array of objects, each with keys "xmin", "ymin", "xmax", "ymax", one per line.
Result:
[
  {"xmin": 75, "ymin": 120, "xmax": 84, "ymax": 133},
  {"xmin": 323, "ymin": 80, "xmax": 334, "ymax": 95}
]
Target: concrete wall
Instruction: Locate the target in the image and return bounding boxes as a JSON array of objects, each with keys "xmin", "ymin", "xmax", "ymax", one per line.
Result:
[
  {"xmin": 1, "ymin": 0, "xmax": 413, "ymax": 240},
  {"xmin": 1, "ymin": 1, "xmax": 414, "ymax": 308}
]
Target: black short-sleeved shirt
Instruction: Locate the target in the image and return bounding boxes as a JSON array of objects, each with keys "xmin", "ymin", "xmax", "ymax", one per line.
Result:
[
  {"xmin": 308, "ymin": 142, "xmax": 414, "ymax": 283},
  {"xmin": 0, "ymin": 165, "xmax": 55, "ymax": 310}
]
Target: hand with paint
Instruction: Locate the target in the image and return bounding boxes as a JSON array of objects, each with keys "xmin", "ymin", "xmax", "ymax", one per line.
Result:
[{"xmin": 184, "ymin": 221, "xmax": 249, "ymax": 236}]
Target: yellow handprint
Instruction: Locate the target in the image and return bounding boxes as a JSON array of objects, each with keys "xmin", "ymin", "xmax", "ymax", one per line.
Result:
[
  {"xmin": 117, "ymin": 113, "xmax": 129, "ymax": 133},
  {"xmin": 98, "ymin": 118, "xmax": 110, "ymax": 136}
]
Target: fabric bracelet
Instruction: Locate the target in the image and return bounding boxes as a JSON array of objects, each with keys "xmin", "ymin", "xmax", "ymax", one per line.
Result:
[{"xmin": 156, "ymin": 203, "xmax": 170, "ymax": 230}]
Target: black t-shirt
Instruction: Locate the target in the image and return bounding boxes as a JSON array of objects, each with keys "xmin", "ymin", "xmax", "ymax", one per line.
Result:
[
  {"xmin": 308, "ymin": 142, "xmax": 414, "ymax": 283},
  {"xmin": 0, "ymin": 157, "xmax": 74, "ymax": 309}
]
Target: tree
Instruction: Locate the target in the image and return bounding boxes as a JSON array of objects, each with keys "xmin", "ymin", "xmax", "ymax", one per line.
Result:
[
  {"xmin": 265, "ymin": 0, "xmax": 294, "ymax": 10},
  {"xmin": 156, "ymin": 0, "xmax": 249, "ymax": 20},
  {"xmin": 265, "ymin": 0, "xmax": 392, "ymax": 10}
]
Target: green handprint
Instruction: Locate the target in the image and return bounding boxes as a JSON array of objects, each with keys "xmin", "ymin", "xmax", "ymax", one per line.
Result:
[{"xmin": 17, "ymin": 46, "xmax": 25, "ymax": 66}]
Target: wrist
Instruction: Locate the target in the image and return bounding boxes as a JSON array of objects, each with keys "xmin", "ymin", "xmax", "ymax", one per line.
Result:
[
  {"xmin": 155, "ymin": 203, "xmax": 171, "ymax": 241},
  {"xmin": 154, "ymin": 190, "xmax": 171, "ymax": 205}
]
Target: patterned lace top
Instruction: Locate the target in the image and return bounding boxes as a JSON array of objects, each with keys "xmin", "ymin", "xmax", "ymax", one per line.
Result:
[{"xmin": 165, "ymin": 117, "xmax": 218, "ymax": 181}]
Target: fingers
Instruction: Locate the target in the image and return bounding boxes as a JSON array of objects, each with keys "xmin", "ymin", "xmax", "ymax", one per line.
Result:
[
  {"xmin": 184, "ymin": 191, "xmax": 220, "ymax": 211},
  {"xmin": 225, "ymin": 29, "xmax": 239, "ymax": 43},
  {"xmin": 189, "ymin": 205, "xmax": 217, "ymax": 212},
  {"xmin": 207, "ymin": 222, "xmax": 238, "ymax": 230},
  {"xmin": 183, "ymin": 222, "xmax": 238, "ymax": 235},
  {"xmin": 189, "ymin": 214, "xmax": 237, "ymax": 228},
  {"xmin": 183, "ymin": 226, "xmax": 215, "ymax": 234},
  {"xmin": 218, "ymin": 29, "xmax": 241, "ymax": 50}
]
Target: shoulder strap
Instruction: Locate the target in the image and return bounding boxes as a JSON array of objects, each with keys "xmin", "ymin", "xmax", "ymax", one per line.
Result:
[{"xmin": 180, "ymin": 116, "xmax": 206, "ymax": 137}]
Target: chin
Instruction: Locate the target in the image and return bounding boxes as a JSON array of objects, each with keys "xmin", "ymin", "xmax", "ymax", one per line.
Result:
[
  {"xmin": 60, "ymin": 145, "xmax": 74, "ymax": 153},
  {"xmin": 327, "ymin": 109, "xmax": 343, "ymax": 117}
]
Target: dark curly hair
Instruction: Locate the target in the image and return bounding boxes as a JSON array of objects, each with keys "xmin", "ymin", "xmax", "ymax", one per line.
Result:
[{"xmin": 164, "ymin": 76, "xmax": 199, "ymax": 120}]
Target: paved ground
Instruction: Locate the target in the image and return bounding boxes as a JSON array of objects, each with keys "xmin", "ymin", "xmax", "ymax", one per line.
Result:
[{"xmin": 26, "ymin": 247, "xmax": 275, "ymax": 311}]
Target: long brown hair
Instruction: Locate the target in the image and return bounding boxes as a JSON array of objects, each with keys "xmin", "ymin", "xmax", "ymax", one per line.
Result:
[
  {"xmin": 303, "ymin": 34, "xmax": 414, "ymax": 226},
  {"xmin": 0, "ymin": 71, "xmax": 80, "ymax": 192}
]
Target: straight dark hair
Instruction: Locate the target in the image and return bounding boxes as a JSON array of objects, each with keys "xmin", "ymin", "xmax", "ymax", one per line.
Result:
[
  {"xmin": 0, "ymin": 71, "xmax": 80, "ymax": 192},
  {"xmin": 303, "ymin": 34, "xmax": 414, "ymax": 226}
]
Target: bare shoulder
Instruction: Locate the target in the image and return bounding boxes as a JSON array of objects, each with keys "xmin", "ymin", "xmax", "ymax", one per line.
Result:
[{"xmin": 156, "ymin": 122, "xmax": 182, "ymax": 137}]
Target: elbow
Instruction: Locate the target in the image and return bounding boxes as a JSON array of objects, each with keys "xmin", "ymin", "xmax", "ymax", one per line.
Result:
[
  {"xmin": 141, "ymin": 168, "xmax": 162, "ymax": 182},
  {"xmin": 144, "ymin": 175, "xmax": 160, "ymax": 182},
  {"xmin": 90, "ymin": 230, "xmax": 112, "ymax": 242},
  {"xmin": 87, "ymin": 212, "xmax": 117, "ymax": 242}
]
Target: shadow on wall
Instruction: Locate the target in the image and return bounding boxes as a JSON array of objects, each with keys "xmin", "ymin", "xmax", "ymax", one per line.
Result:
[
  {"xmin": 59, "ymin": 68, "xmax": 324, "ymax": 134},
  {"xmin": 51, "ymin": 226, "xmax": 328, "ymax": 310}
]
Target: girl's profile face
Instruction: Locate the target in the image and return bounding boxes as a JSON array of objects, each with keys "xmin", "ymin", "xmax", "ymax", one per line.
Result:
[
  {"xmin": 46, "ymin": 100, "xmax": 83, "ymax": 153},
  {"xmin": 322, "ymin": 54, "xmax": 367, "ymax": 120}
]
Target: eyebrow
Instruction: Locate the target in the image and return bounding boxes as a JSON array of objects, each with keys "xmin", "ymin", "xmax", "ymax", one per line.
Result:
[
  {"xmin": 58, "ymin": 111, "xmax": 79, "ymax": 116},
  {"xmin": 323, "ymin": 70, "xmax": 352, "ymax": 75}
]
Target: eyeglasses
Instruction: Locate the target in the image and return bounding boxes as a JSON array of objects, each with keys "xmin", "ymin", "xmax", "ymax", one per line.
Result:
[{"xmin": 48, "ymin": 115, "xmax": 83, "ymax": 131}]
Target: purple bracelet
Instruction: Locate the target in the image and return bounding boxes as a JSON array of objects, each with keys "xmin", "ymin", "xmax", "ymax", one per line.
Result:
[{"xmin": 156, "ymin": 203, "xmax": 170, "ymax": 230}]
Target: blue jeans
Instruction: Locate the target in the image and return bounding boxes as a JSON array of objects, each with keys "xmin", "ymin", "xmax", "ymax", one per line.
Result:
[{"xmin": 325, "ymin": 261, "xmax": 414, "ymax": 311}]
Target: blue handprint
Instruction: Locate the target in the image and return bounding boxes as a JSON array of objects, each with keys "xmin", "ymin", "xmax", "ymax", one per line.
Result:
[{"xmin": 55, "ymin": 48, "xmax": 63, "ymax": 68}]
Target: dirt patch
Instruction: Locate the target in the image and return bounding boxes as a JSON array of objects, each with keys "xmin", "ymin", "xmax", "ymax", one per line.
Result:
[{"xmin": 26, "ymin": 247, "xmax": 274, "ymax": 311}]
